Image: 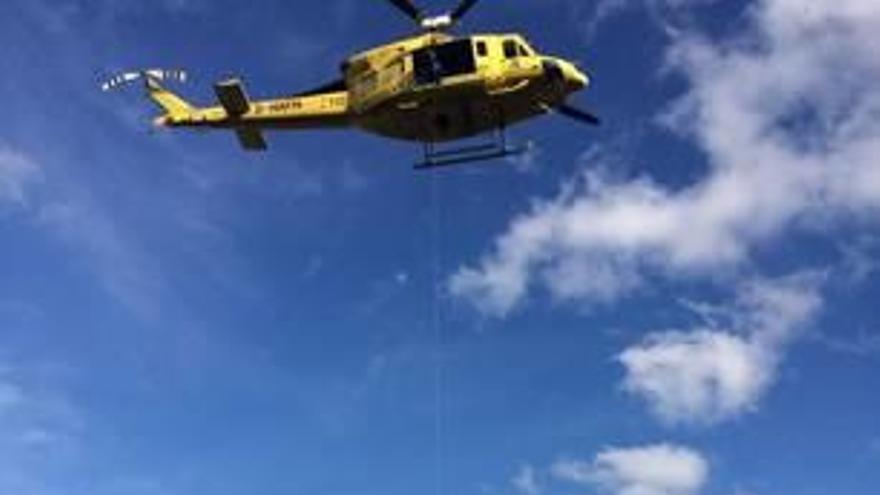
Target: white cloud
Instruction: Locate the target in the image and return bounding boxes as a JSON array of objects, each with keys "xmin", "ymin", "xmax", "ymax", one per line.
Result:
[
  {"xmin": 619, "ymin": 275, "xmax": 822, "ymax": 425},
  {"xmin": 449, "ymin": 0, "xmax": 880, "ymax": 317},
  {"xmin": 620, "ymin": 331, "xmax": 770, "ymax": 425},
  {"xmin": 552, "ymin": 444, "xmax": 709, "ymax": 495},
  {"xmin": 0, "ymin": 146, "xmax": 41, "ymax": 207}
]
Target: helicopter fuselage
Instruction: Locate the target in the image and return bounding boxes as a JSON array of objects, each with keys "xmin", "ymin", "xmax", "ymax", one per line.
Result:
[
  {"xmin": 107, "ymin": 0, "xmax": 599, "ymax": 161},
  {"xmin": 155, "ymin": 32, "xmax": 588, "ymax": 145}
]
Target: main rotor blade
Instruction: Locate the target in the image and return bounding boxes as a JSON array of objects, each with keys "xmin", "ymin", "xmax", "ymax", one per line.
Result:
[
  {"xmin": 387, "ymin": 0, "xmax": 423, "ymax": 22},
  {"xmin": 556, "ymin": 104, "xmax": 601, "ymax": 126},
  {"xmin": 450, "ymin": 0, "xmax": 481, "ymax": 21}
]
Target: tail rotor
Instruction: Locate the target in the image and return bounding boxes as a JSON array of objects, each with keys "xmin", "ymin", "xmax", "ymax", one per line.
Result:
[
  {"xmin": 100, "ymin": 69, "xmax": 188, "ymax": 92},
  {"xmin": 101, "ymin": 68, "xmax": 195, "ymax": 123}
]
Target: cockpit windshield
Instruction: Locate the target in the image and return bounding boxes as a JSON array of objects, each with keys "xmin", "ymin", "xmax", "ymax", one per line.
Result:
[{"xmin": 503, "ymin": 38, "xmax": 534, "ymax": 59}]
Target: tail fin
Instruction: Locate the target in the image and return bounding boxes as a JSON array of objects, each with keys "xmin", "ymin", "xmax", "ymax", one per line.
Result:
[
  {"xmin": 101, "ymin": 69, "xmax": 194, "ymax": 120},
  {"xmin": 145, "ymin": 77, "xmax": 193, "ymax": 119}
]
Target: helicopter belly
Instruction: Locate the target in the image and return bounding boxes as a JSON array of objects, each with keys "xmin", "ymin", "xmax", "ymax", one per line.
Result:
[{"xmin": 356, "ymin": 90, "xmax": 545, "ymax": 143}]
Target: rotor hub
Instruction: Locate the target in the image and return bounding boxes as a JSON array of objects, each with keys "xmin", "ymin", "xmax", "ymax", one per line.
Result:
[
  {"xmin": 421, "ymin": 14, "xmax": 454, "ymax": 31},
  {"xmin": 387, "ymin": 0, "xmax": 482, "ymax": 32}
]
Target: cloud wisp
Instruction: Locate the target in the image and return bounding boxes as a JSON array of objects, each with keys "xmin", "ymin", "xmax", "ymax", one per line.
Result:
[
  {"xmin": 512, "ymin": 464, "xmax": 541, "ymax": 495},
  {"xmin": 0, "ymin": 360, "xmax": 84, "ymax": 495},
  {"xmin": 0, "ymin": 142, "xmax": 164, "ymax": 317},
  {"xmin": 450, "ymin": 0, "xmax": 880, "ymax": 317},
  {"xmin": 0, "ymin": 146, "xmax": 42, "ymax": 208},
  {"xmin": 583, "ymin": 0, "xmax": 720, "ymax": 38}
]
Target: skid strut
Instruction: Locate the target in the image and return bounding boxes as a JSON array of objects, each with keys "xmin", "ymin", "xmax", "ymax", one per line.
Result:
[{"xmin": 415, "ymin": 126, "xmax": 529, "ymax": 170}]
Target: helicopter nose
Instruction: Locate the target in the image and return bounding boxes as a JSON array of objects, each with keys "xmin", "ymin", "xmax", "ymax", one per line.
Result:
[
  {"xmin": 568, "ymin": 66, "xmax": 589, "ymax": 90},
  {"xmin": 560, "ymin": 62, "xmax": 588, "ymax": 91},
  {"xmin": 543, "ymin": 59, "xmax": 589, "ymax": 93}
]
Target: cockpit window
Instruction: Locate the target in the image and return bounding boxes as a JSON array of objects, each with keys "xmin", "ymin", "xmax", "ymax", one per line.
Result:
[
  {"xmin": 518, "ymin": 43, "xmax": 530, "ymax": 57},
  {"xmin": 503, "ymin": 40, "xmax": 518, "ymax": 59}
]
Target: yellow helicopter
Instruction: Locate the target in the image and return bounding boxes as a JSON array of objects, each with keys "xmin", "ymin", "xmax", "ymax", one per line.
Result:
[{"xmin": 103, "ymin": 0, "xmax": 599, "ymax": 168}]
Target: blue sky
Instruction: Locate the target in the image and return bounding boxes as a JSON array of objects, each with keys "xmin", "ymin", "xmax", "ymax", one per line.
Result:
[{"xmin": 1, "ymin": 1, "xmax": 880, "ymax": 494}]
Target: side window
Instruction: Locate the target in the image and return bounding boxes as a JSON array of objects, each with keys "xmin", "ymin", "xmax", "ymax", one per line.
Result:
[
  {"xmin": 518, "ymin": 43, "xmax": 530, "ymax": 57},
  {"xmin": 413, "ymin": 49, "xmax": 439, "ymax": 85},
  {"xmin": 503, "ymin": 40, "xmax": 518, "ymax": 59},
  {"xmin": 413, "ymin": 40, "xmax": 478, "ymax": 86},
  {"xmin": 476, "ymin": 41, "xmax": 488, "ymax": 57}
]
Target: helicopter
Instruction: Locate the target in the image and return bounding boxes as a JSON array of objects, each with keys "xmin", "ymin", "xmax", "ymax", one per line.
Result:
[{"xmin": 102, "ymin": 0, "xmax": 600, "ymax": 168}]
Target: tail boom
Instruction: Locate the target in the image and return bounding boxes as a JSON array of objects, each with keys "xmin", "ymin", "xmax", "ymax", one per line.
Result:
[
  {"xmin": 155, "ymin": 92, "xmax": 352, "ymax": 131},
  {"xmin": 104, "ymin": 70, "xmax": 351, "ymax": 150}
]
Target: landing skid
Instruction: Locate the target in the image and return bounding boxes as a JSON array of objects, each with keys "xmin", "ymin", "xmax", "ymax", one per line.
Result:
[{"xmin": 414, "ymin": 129, "xmax": 530, "ymax": 170}]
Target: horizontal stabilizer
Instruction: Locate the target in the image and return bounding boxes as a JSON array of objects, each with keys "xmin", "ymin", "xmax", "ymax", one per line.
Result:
[
  {"xmin": 235, "ymin": 128, "xmax": 267, "ymax": 151},
  {"xmin": 215, "ymin": 79, "xmax": 251, "ymax": 116}
]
